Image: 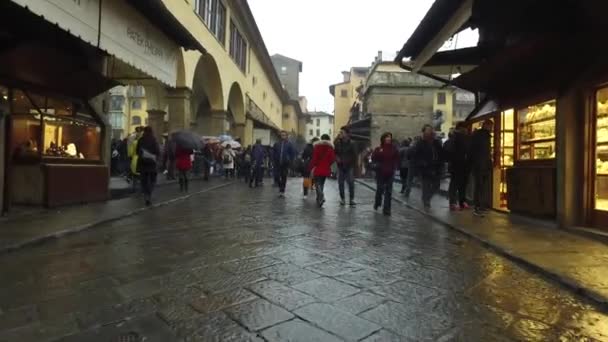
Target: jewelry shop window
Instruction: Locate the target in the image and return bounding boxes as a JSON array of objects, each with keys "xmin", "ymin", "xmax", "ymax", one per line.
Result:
[
  {"xmin": 517, "ymin": 100, "xmax": 556, "ymax": 160},
  {"xmin": 10, "ymin": 89, "xmax": 102, "ymax": 162}
]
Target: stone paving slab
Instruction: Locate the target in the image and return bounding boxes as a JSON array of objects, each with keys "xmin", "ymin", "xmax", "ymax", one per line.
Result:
[
  {"xmin": 0, "ymin": 179, "xmax": 233, "ymax": 254},
  {"xmin": 357, "ymin": 178, "xmax": 608, "ymax": 306}
]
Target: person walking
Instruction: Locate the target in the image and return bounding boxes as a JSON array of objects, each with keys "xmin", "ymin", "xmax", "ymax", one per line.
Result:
[
  {"xmin": 222, "ymin": 144, "xmax": 236, "ymax": 179},
  {"xmin": 469, "ymin": 119, "xmax": 494, "ymax": 216},
  {"xmin": 251, "ymin": 139, "xmax": 265, "ymax": 187},
  {"xmin": 413, "ymin": 125, "xmax": 444, "ymax": 210},
  {"xmin": 175, "ymin": 145, "xmax": 193, "ymax": 192},
  {"xmin": 398, "ymin": 138, "xmax": 412, "ymax": 194},
  {"xmin": 403, "ymin": 136, "xmax": 420, "ymax": 198},
  {"xmin": 372, "ymin": 132, "xmax": 399, "ymax": 216},
  {"xmin": 136, "ymin": 127, "xmax": 160, "ymax": 206},
  {"xmin": 301, "ymin": 137, "xmax": 318, "ymax": 196},
  {"xmin": 201, "ymin": 142, "xmax": 213, "ymax": 181},
  {"xmin": 334, "ymin": 128, "xmax": 357, "ymax": 206},
  {"xmin": 273, "ymin": 131, "xmax": 297, "ymax": 197},
  {"xmin": 309, "ymin": 134, "xmax": 336, "ymax": 208},
  {"xmin": 445, "ymin": 122, "xmax": 471, "ymax": 211}
]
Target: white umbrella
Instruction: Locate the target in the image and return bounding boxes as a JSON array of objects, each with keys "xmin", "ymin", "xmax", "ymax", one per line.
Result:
[{"xmin": 222, "ymin": 140, "xmax": 241, "ymax": 149}]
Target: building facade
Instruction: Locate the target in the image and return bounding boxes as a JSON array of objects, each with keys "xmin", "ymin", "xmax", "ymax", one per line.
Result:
[
  {"xmin": 330, "ymin": 67, "xmax": 368, "ymax": 133},
  {"xmin": 108, "ymin": 85, "xmax": 149, "ymax": 139},
  {"xmin": 271, "ymin": 54, "xmax": 303, "ymax": 101},
  {"xmin": 305, "ymin": 112, "xmax": 334, "ymax": 141}
]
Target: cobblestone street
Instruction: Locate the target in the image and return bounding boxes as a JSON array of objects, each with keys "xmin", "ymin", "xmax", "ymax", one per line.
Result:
[{"xmin": 1, "ymin": 179, "xmax": 608, "ymax": 341}]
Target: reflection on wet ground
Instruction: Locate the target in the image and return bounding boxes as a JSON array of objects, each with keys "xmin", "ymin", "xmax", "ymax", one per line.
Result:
[{"xmin": 0, "ymin": 180, "xmax": 607, "ymax": 341}]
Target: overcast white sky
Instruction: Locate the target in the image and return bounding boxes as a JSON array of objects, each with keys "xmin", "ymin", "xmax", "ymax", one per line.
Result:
[{"xmin": 249, "ymin": 0, "xmax": 478, "ymax": 113}]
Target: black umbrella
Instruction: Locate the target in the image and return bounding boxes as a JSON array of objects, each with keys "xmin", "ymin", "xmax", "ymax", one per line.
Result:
[{"xmin": 170, "ymin": 131, "xmax": 203, "ymax": 150}]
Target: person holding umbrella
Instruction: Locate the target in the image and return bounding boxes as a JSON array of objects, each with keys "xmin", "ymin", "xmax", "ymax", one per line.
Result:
[{"xmin": 175, "ymin": 145, "xmax": 193, "ymax": 192}]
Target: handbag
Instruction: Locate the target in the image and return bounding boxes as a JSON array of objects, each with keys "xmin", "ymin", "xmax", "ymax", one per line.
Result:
[
  {"xmin": 141, "ymin": 148, "xmax": 157, "ymax": 161},
  {"xmin": 303, "ymin": 177, "xmax": 312, "ymax": 189}
]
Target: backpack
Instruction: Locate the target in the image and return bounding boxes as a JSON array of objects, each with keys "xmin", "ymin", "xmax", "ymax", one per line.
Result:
[{"xmin": 223, "ymin": 152, "xmax": 233, "ymax": 164}]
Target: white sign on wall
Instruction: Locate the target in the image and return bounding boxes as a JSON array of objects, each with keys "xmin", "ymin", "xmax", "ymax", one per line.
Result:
[{"xmin": 11, "ymin": 0, "xmax": 179, "ymax": 87}]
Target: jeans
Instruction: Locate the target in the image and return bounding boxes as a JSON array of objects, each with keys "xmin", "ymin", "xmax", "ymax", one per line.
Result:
[
  {"xmin": 178, "ymin": 170, "xmax": 189, "ymax": 192},
  {"xmin": 277, "ymin": 164, "xmax": 289, "ymax": 193},
  {"xmin": 422, "ymin": 176, "xmax": 440, "ymax": 207},
  {"xmin": 315, "ymin": 176, "xmax": 327, "ymax": 205},
  {"xmin": 404, "ymin": 166, "xmax": 417, "ymax": 197},
  {"xmin": 399, "ymin": 168, "xmax": 409, "ymax": 192},
  {"xmin": 141, "ymin": 172, "xmax": 157, "ymax": 202},
  {"xmin": 338, "ymin": 167, "xmax": 355, "ymax": 201},
  {"xmin": 448, "ymin": 166, "xmax": 468, "ymax": 205},
  {"xmin": 473, "ymin": 169, "xmax": 491, "ymax": 210},
  {"xmin": 375, "ymin": 175, "xmax": 394, "ymax": 213}
]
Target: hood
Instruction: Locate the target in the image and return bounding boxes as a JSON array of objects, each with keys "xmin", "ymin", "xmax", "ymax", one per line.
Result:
[{"xmin": 314, "ymin": 140, "xmax": 334, "ymax": 148}]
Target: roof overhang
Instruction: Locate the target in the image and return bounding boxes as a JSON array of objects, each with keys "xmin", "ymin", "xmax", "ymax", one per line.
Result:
[
  {"xmin": 396, "ymin": 0, "xmax": 474, "ymax": 71},
  {"xmin": 126, "ymin": 0, "xmax": 206, "ymax": 53}
]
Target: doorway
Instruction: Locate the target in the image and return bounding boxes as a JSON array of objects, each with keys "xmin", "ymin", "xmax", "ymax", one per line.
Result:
[{"xmin": 592, "ymin": 87, "xmax": 608, "ymax": 226}]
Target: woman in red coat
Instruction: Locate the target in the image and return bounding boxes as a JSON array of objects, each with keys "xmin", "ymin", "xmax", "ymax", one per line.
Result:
[
  {"xmin": 372, "ymin": 132, "xmax": 400, "ymax": 215},
  {"xmin": 175, "ymin": 146, "xmax": 193, "ymax": 192},
  {"xmin": 309, "ymin": 134, "xmax": 336, "ymax": 207}
]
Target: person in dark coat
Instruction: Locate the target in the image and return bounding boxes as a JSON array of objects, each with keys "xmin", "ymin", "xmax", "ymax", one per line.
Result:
[
  {"xmin": 251, "ymin": 139, "xmax": 266, "ymax": 187},
  {"xmin": 334, "ymin": 128, "xmax": 358, "ymax": 206},
  {"xmin": 398, "ymin": 138, "xmax": 412, "ymax": 194},
  {"xmin": 413, "ymin": 124, "xmax": 444, "ymax": 209},
  {"xmin": 469, "ymin": 119, "xmax": 494, "ymax": 216},
  {"xmin": 445, "ymin": 122, "xmax": 471, "ymax": 211},
  {"xmin": 272, "ymin": 131, "xmax": 297, "ymax": 197},
  {"xmin": 372, "ymin": 132, "xmax": 400, "ymax": 216},
  {"xmin": 301, "ymin": 137, "xmax": 319, "ymax": 196},
  {"xmin": 136, "ymin": 127, "xmax": 160, "ymax": 206},
  {"xmin": 201, "ymin": 142, "xmax": 214, "ymax": 181},
  {"xmin": 309, "ymin": 134, "xmax": 336, "ymax": 208}
]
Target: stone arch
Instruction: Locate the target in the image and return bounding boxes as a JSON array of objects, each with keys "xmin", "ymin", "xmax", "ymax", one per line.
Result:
[
  {"xmin": 227, "ymin": 82, "xmax": 245, "ymax": 124},
  {"xmin": 191, "ymin": 54, "xmax": 224, "ymax": 135}
]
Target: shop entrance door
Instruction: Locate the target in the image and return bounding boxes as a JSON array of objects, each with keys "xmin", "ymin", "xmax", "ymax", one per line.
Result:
[
  {"xmin": 592, "ymin": 87, "xmax": 608, "ymax": 226},
  {"xmin": 497, "ymin": 110, "xmax": 515, "ymax": 211}
]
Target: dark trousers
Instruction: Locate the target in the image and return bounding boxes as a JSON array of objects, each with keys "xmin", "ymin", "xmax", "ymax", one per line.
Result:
[
  {"xmin": 225, "ymin": 168, "xmax": 235, "ymax": 179},
  {"xmin": 399, "ymin": 168, "xmax": 409, "ymax": 192},
  {"xmin": 178, "ymin": 170, "xmax": 189, "ymax": 192},
  {"xmin": 141, "ymin": 172, "xmax": 157, "ymax": 201},
  {"xmin": 315, "ymin": 176, "xmax": 327, "ymax": 205},
  {"xmin": 449, "ymin": 166, "xmax": 469, "ymax": 205},
  {"xmin": 278, "ymin": 164, "xmax": 289, "ymax": 193},
  {"xmin": 202, "ymin": 161, "xmax": 210, "ymax": 181},
  {"xmin": 251, "ymin": 164, "xmax": 263, "ymax": 186},
  {"xmin": 166, "ymin": 159, "xmax": 176, "ymax": 180},
  {"xmin": 338, "ymin": 167, "xmax": 355, "ymax": 201},
  {"xmin": 422, "ymin": 176, "xmax": 440, "ymax": 207},
  {"xmin": 375, "ymin": 175, "xmax": 394, "ymax": 213},
  {"xmin": 473, "ymin": 169, "xmax": 491, "ymax": 210}
]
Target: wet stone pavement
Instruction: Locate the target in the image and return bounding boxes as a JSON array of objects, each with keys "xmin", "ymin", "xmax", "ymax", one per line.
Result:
[{"xmin": 1, "ymin": 180, "xmax": 608, "ymax": 341}]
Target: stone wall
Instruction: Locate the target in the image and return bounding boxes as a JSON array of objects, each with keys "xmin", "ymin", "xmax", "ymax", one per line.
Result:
[{"xmin": 365, "ymin": 87, "xmax": 435, "ymax": 144}]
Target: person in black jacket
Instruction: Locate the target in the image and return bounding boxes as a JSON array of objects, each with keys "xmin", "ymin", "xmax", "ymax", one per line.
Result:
[
  {"xmin": 301, "ymin": 137, "xmax": 318, "ymax": 196},
  {"xmin": 445, "ymin": 122, "xmax": 471, "ymax": 211},
  {"xmin": 334, "ymin": 128, "xmax": 358, "ymax": 206},
  {"xmin": 136, "ymin": 127, "xmax": 160, "ymax": 206},
  {"xmin": 469, "ymin": 119, "xmax": 494, "ymax": 216},
  {"xmin": 413, "ymin": 124, "xmax": 444, "ymax": 209}
]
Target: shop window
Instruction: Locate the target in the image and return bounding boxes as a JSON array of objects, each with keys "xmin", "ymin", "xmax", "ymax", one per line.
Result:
[
  {"xmin": 10, "ymin": 89, "xmax": 102, "ymax": 162},
  {"xmin": 517, "ymin": 100, "xmax": 556, "ymax": 160},
  {"xmin": 595, "ymin": 88, "xmax": 608, "ymax": 211},
  {"xmin": 42, "ymin": 116, "xmax": 101, "ymax": 160},
  {"xmin": 437, "ymin": 92, "xmax": 447, "ymax": 105},
  {"xmin": 132, "ymin": 116, "xmax": 142, "ymax": 126}
]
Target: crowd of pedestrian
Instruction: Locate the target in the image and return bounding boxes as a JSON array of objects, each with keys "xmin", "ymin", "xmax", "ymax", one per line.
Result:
[{"xmin": 112, "ymin": 119, "xmax": 494, "ymax": 217}]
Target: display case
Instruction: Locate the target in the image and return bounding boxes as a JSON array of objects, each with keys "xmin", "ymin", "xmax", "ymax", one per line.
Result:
[
  {"xmin": 517, "ymin": 100, "xmax": 556, "ymax": 160},
  {"xmin": 10, "ymin": 89, "xmax": 102, "ymax": 162},
  {"xmin": 595, "ymin": 91, "xmax": 608, "ymax": 212}
]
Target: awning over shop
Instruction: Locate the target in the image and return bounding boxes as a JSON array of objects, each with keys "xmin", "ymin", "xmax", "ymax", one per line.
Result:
[
  {"xmin": 466, "ymin": 99, "xmax": 499, "ymax": 121},
  {"xmin": 9, "ymin": 0, "xmax": 198, "ymax": 87}
]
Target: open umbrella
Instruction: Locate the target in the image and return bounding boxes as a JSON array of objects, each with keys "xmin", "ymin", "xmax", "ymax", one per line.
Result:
[
  {"xmin": 222, "ymin": 140, "xmax": 241, "ymax": 149},
  {"xmin": 218, "ymin": 134, "xmax": 233, "ymax": 142},
  {"xmin": 202, "ymin": 136, "xmax": 220, "ymax": 144},
  {"xmin": 171, "ymin": 131, "xmax": 203, "ymax": 150}
]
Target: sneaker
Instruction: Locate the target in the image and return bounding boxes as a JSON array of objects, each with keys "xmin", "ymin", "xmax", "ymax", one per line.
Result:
[
  {"xmin": 145, "ymin": 200, "xmax": 151, "ymax": 207},
  {"xmin": 339, "ymin": 199, "xmax": 346, "ymax": 206},
  {"xmin": 349, "ymin": 201, "xmax": 356, "ymax": 207},
  {"xmin": 278, "ymin": 193, "xmax": 285, "ymax": 198},
  {"xmin": 460, "ymin": 202, "xmax": 470, "ymax": 210},
  {"xmin": 450, "ymin": 204, "xmax": 458, "ymax": 211},
  {"xmin": 374, "ymin": 203, "xmax": 380, "ymax": 211},
  {"xmin": 383, "ymin": 210, "xmax": 391, "ymax": 216}
]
